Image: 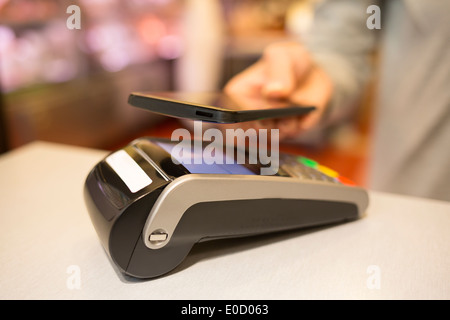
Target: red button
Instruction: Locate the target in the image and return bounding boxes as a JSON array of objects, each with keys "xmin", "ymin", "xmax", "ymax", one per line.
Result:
[{"xmin": 338, "ymin": 176, "xmax": 357, "ymax": 186}]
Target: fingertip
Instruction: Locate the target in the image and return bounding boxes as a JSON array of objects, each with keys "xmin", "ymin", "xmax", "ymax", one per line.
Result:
[
  {"xmin": 298, "ymin": 113, "xmax": 319, "ymax": 131},
  {"xmin": 279, "ymin": 119, "xmax": 297, "ymax": 135},
  {"xmin": 263, "ymin": 82, "xmax": 287, "ymax": 98}
]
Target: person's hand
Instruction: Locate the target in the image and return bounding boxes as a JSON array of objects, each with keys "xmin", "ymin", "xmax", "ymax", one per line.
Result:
[{"xmin": 224, "ymin": 41, "xmax": 334, "ymax": 140}]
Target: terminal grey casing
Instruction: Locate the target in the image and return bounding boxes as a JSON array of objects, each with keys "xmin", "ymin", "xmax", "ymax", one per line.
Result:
[{"xmin": 84, "ymin": 138, "xmax": 369, "ymax": 279}]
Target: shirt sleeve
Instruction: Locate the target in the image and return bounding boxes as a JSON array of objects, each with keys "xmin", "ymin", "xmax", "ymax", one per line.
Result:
[{"xmin": 303, "ymin": 0, "xmax": 381, "ymax": 124}]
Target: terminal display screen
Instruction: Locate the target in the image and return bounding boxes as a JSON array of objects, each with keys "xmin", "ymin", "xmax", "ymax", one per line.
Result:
[{"xmin": 155, "ymin": 141, "xmax": 258, "ymax": 175}]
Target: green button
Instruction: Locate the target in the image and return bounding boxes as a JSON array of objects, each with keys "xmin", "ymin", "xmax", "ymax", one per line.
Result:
[{"xmin": 298, "ymin": 157, "xmax": 318, "ymax": 168}]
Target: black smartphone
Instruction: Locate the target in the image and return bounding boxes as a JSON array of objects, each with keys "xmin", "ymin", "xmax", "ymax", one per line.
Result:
[{"xmin": 128, "ymin": 92, "xmax": 316, "ymax": 124}]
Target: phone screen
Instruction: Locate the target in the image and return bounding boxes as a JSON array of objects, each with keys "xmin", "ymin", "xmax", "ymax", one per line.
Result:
[
  {"xmin": 133, "ymin": 92, "xmax": 308, "ymax": 111},
  {"xmin": 146, "ymin": 92, "xmax": 240, "ymax": 111}
]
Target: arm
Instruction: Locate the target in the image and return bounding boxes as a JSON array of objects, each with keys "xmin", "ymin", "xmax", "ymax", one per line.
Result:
[{"xmin": 304, "ymin": 0, "xmax": 381, "ymax": 124}]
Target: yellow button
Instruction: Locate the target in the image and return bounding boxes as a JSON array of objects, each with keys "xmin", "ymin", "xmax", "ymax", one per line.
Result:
[{"xmin": 318, "ymin": 165, "xmax": 339, "ymax": 178}]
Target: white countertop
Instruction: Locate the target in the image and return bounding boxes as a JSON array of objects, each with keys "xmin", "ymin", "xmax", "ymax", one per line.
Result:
[{"xmin": 0, "ymin": 141, "xmax": 449, "ymax": 300}]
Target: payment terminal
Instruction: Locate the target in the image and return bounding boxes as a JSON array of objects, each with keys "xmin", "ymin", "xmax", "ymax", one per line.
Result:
[{"xmin": 84, "ymin": 137, "xmax": 369, "ymax": 279}]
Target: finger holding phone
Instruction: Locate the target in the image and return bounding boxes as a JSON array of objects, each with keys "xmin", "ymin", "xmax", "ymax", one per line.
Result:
[{"xmin": 224, "ymin": 41, "xmax": 333, "ymax": 141}]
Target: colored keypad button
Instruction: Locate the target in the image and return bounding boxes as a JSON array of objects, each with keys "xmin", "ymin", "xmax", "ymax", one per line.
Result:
[
  {"xmin": 297, "ymin": 157, "xmax": 318, "ymax": 169},
  {"xmin": 338, "ymin": 175, "xmax": 357, "ymax": 186},
  {"xmin": 317, "ymin": 165, "xmax": 339, "ymax": 178},
  {"xmin": 294, "ymin": 154, "xmax": 358, "ymax": 186}
]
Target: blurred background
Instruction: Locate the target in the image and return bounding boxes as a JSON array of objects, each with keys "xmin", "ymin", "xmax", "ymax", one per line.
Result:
[{"xmin": 0, "ymin": 0, "xmax": 372, "ymax": 185}]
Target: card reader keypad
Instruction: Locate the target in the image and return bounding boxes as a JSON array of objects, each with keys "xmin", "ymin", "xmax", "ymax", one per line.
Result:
[{"xmin": 280, "ymin": 155, "xmax": 355, "ymax": 186}]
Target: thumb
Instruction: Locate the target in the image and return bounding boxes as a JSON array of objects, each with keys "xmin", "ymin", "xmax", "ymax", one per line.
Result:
[
  {"xmin": 261, "ymin": 42, "xmax": 311, "ymax": 100},
  {"xmin": 261, "ymin": 45, "xmax": 297, "ymax": 99}
]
